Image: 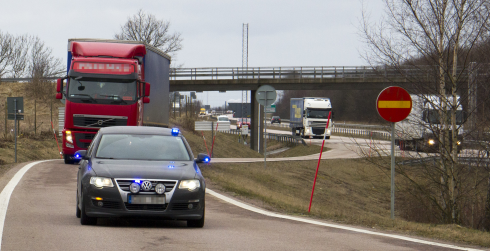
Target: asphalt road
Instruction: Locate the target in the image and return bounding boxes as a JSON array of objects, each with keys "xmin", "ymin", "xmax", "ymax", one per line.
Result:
[{"xmin": 0, "ymin": 160, "xmax": 483, "ymax": 251}]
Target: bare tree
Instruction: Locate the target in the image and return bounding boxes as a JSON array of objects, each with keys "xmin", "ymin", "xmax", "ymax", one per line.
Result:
[
  {"xmin": 0, "ymin": 31, "xmax": 30, "ymax": 78},
  {"xmin": 24, "ymin": 36, "xmax": 64, "ymax": 101},
  {"xmin": 360, "ymin": 0, "xmax": 490, "ymax": 226},
  {"xmin": 115, "ymin": 9, "xmax": 183, "ymax": 55}
]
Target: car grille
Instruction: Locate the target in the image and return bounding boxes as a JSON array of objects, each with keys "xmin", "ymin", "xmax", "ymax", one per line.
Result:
[
  {"xmin": 91, "ymin": 200, "xmax": 121, "ymax": 209},
  {"xmin": 74, "ymin": 133, "xmax": 96, "ymax": 148},
  {"xmin": 124, "ymin": 203, "xmax": 168, "ymax": 211},
  {"xmin": 115, "ymin": 179, "xmax": 177, "ymax": 194},
  {"xmin": 312, "ymin": 127, "xmax": 326, "ymax": 135},
  {"xmin": 73, "ymin": 115, "xmax": 127, "ymax": 128},
  {"xmin": 171, "ymin": 202, "xmax": 200, "ymax": 211}
]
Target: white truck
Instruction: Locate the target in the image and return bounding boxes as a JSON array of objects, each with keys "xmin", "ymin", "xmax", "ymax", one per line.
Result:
[
  {"xmin": 290, "ymin": 97, "xmax": 333, "ymax": 138},
  {"xmin": 396, "ymin": 94, "xmax": 464, "ymax": 152}
]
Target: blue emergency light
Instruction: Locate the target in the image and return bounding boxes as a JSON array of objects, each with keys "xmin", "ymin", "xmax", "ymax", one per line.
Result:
[{"xmin": 171, "ymin": 128, "xmax": 180, "ymax": 136}]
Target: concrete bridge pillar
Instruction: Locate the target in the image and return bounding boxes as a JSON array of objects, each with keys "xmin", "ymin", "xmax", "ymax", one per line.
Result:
[{"xmin": 250, "ymin": 90, "xmax": 264, "ymax": 153}]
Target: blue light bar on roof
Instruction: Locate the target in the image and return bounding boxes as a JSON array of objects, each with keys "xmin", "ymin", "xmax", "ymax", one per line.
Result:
[{"xmin": 171, "ymin": 128, "xmax": 180, "ymax": 136}]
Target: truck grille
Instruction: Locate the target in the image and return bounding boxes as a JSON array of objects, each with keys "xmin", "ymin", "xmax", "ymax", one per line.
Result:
[
  {"xmin": 312, "ymin": 128, "xmax": 326, "ymax": 135},
  {"xmin": 74, "ymin": 133, "xmax": 96, "ymax": 148},
  {"xmin": 73, "ymin": 114, "xmax": 127, "ymax": 128},
  {"xmin": 115, "ymin": 179, "xmax": 177, "ymax": 194}
]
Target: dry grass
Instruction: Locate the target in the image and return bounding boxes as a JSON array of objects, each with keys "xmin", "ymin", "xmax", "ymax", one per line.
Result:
[
  {"xmin": 0, "ymin": 82, "xmax": 64, "ymax": 138},
  {"xmin": 0, "ymin": 134, "xmax": 62, "ymax": 165},
  {"xmin": 201, "ymin": 159, "xmax": 490, "ymax": 248}
]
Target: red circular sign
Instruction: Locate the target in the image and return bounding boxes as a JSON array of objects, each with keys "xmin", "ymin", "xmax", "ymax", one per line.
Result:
[{"xmin": 376, "ymin": 86, "xmax": 412, "ymax": 123}]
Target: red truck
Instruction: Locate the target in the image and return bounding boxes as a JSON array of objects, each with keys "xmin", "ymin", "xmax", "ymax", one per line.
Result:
[{"xmin": 56, "ymin": 39, "xmax": 171, "ymax": 164}]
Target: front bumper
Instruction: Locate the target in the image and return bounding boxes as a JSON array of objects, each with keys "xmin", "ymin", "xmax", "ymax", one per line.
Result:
[{"xmin": 82, "ymin": 183, "xmax": 205, "ymax": 220}]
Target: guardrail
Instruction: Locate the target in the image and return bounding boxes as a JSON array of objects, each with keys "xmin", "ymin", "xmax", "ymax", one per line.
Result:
[
  {"xmin": 223, "ymin": 129, "xmax": 306, "ymax": 146},
  {"xmin": 399, "ymin": 156, "xmax": 490, "ymax": 166}
]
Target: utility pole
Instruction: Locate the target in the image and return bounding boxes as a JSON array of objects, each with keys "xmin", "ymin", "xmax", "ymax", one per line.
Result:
[{"xmin": 241, "ymin": 23, "xmax": 249, "ymax": 123}]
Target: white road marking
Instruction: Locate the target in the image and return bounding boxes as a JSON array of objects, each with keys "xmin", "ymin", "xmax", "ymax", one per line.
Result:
[
  {"xmin": 0, "ymin": 160, "xmax": 51, "ymax": 250},
  {"xmin": 206, "ymin": 189, "xmax": 483, "ymax": 251}
]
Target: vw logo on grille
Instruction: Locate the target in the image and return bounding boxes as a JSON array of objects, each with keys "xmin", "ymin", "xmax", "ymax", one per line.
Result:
[
  {"xmin": 97, "ymin": 120, "xmax": 104, "ymax": 125},
  {"xmin": 141, "ymin": 180, "xmax": 152, "ymax": 191}
]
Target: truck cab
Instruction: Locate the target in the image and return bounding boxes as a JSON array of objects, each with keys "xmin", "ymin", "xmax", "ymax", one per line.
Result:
[{"xmin": 56, "ymin": 40, "xmax": 170, "ymax": 164}]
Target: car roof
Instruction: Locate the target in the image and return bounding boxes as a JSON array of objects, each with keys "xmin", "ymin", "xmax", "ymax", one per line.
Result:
[{"xmin": 98, "ymin": 126, "xmax": 177, "ymax": 136}]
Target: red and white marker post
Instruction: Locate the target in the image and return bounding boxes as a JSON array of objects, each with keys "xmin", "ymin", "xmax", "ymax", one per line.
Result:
[
  {"xmin": 308, "ymin": 111, "xmax": 332, "ymax": 213},
  {"xmin": 376, "ymin": 86, "xmax": 412, "ymax": 219}
]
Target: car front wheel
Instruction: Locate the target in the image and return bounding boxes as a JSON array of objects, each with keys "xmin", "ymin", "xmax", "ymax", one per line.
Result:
[
  {"xmin": 76, "ymin": 190, "xmax": 81, "ymax": 218},
  {"xmin": 187, "ymin": 202, "xmax": 205, "ymax": 228},
  {"xmin": 80, "ymin": 192, "xmax": 97, "ymax": 225}
]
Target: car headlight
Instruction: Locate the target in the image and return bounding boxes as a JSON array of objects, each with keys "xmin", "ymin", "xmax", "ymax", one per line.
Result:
[
  {"xmin": 90, "ymin": 177, "xmax": 114, "ymax": 188},
  {"xmin": 179, "ymin": 180, "xmax": 200, "ymax": 191},
  {"xmin": 66, "ymin": 130, "xmax": 73, "ymax": 143},
  {"xmin": 428, "ymin": 139, "xmax": 435, "ymax": 145},
  {"xmin": 457, "ymin": 141, "xmax": 461, "ymax": 145}
]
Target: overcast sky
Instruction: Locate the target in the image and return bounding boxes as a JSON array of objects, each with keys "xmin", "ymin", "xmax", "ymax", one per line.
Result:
[{"xmin": 1, "ymin": 0, "xmax": 384, "ymax": 107}]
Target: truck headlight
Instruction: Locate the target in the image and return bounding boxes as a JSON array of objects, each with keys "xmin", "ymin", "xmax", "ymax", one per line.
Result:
[
  {"xmin": 326, "ymin": 129, "xmax": 331, "ymax": 134},
  {"xmin": 457, "ymin": 141, "xmax": 461, "ymax": 145},
  {"xmin": 179, "ymin": 180, "xmax": 200, "ymax": 191},
  {"xmin": 90, "ymin": 177, "xmax": 114, "ymax": 188},
  {"xmin": 428, "ymin": 139, "xmax": 435, "ymax": 145},
  {"xmin": 66, "ymin": 130, "xmax": 73, "ymax": 143}
]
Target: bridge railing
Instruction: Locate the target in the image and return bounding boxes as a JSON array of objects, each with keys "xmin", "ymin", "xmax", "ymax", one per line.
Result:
[{"xmin": 170, "ymin": 66, "xmax": 410, "ymax": 81}]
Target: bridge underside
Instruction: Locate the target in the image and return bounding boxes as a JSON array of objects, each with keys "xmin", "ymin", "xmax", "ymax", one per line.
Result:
[{"xmin": 170, "ymin": 78, "xmax": 416, "ymax": 92}]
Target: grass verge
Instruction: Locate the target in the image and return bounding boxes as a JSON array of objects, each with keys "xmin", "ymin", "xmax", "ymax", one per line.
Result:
[{"xmin": 200, "ymin": 159, "xmax": 490, "ymax": 248}]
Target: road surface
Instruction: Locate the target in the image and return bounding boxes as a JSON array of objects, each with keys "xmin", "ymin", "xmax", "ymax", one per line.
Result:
[{"xmin": 0, "ymin": 160, "xmax": 483, "ymax": 251}]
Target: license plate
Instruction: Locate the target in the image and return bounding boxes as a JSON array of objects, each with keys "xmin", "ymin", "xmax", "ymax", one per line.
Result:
[{"xmin": 128, "ymin": 195, "xmax": 165, "ymax": 204}]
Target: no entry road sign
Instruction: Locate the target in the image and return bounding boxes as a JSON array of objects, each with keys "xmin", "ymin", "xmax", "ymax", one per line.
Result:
[{"xmin": 376, "ymin": 86, "xmax": 412, "ymax": 123}]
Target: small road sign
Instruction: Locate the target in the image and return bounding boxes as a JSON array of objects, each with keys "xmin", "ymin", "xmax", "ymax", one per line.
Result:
[
  {"xmin": 255, "ymin": 85, "xmax": 277, "ymax": 106},
  {"xmin": 376, "ymin": 86, "xmax": 412, "ymax": 123},
  {"xmin": 7, "ymin": 97, "xmax": 24, "ymax": 114},
  {"xmin": 265, "ymin": 105, "xmax": 276, "ymax": 113}
]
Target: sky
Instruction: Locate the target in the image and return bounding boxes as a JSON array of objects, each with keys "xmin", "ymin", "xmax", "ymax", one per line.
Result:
[{"xmin": 1, "ymin": 0, "xmax": 384, "ymax": 107}]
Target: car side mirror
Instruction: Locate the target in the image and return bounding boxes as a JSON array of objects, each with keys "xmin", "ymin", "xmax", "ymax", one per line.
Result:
[
  {"xmin": 143, "ymin": 97, "xmax": 150, "ymax": 103},
  {"xmin": 56, "ymin": 93, "xmax": 63, "ymax": 99},
  {"xmin": 145, "ymin": 82, "xmax": 150, "ymax": 97},
  {"xmin": 74, "ymin": 150, "xmax": 88, "ymax": 160},
  {"xmin": 57, "ymin": 78, "xmax": 62, "ymax": 92},
  {"xmin": 195, "ymin": 153, "xmax": 210, "ymax": 163}
]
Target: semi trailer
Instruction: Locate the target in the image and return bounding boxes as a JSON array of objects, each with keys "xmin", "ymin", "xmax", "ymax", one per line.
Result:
[
  {"xmin": 56, "ymin": 39, "xmax": 171, "ymax": 164},
  {"xmin": 290, "ymin": 97, "xmax": 333, "ymax": 138},
  {"xmin": 396, "ymin": 94, "xmax": 464, "ymax": 152}
]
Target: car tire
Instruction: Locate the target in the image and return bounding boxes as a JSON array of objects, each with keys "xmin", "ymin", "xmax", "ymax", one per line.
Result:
[
  {"xmin": 187, "ymin": 203, "xmax": 205, "ymax": 228},
  {"xmin": 80, "ymin": 192, "xmax": 97, "ymax": 225},
  {"xmin": 76, "ymin": 190, "xmax": 81, "ymax": 218},
  {"xmin": 64, "ymin": 154, "xmax": 73, "ymax": 165}
]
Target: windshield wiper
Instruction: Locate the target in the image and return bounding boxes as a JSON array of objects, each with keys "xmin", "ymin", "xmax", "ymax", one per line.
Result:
[
  {"xmin": 70, "ymin": 93, "xmax": 97, "ymax": 103},
  {"xmin": 100, "ymin": 95, "xmax": 127, "ymax": 104}
]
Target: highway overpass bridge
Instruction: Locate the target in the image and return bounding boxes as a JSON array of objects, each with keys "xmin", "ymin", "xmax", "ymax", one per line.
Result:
[{"xmin": 1, "ymin": 65, "xmax": 472, "ymax": 153}]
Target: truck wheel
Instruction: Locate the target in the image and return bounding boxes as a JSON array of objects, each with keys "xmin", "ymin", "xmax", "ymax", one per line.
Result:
[{"xmin": 64, "ymin": 154, "xmax": 73, "ymax": 164}]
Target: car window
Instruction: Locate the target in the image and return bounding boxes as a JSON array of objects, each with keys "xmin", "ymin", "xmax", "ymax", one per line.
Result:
[
  {"xmin": 86, "ymin": 132, "xmax": 99, "ymax": 157},
  {"xmin": 96, "ymin": 134, "xmax": 191, "ymax": 161}
]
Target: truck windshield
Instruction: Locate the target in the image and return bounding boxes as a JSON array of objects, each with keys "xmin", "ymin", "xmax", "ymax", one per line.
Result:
[
  {"xmin": 67, "ymin": 78, "xmax": 137, "ymax": 104},
  {"xmin": 425, "ymin": 109, "xmax": 464, "ymax": 125},
  {"xmin": 306, "ymin": 108, "xmax": 332, "ymax": 119}
]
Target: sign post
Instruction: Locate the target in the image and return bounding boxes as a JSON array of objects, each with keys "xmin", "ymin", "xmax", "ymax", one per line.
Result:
[
  {"xmin": 7, "ymin": 97, "xmax": 24, "ymax": 163},
  {"xmin": 255, "ymin": 85, "xmax": 277, "ymax": 168},
  {"xmin": 376, "ymin": 86, "xmax": 412, "ymax": 220}
]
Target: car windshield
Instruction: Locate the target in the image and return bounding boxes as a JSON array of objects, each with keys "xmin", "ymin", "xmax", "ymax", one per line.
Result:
[
  {"xmin": 96, "ymin": 134, "xmax": 191, "ymax": 161},
  {"xmin": 306, "ymin": 108, "xmax": 331, "ymax": 119},
  {"xmin": 68, "ymin": 78, "xmax": 137, "ymax": 104},
  {"xmin": 425, "ymin": 109, "xmax": 464, "ymax": 125}
]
